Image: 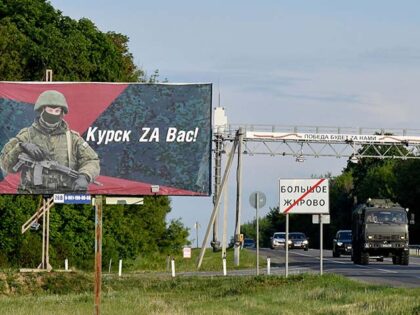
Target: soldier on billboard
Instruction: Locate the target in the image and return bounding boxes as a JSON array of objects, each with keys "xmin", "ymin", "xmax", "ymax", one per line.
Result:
[{"xmin": 0, "ymin": 90, "xmax": 100, "ymax": 194}]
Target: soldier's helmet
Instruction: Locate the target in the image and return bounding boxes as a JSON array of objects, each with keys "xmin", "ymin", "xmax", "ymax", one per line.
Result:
[{"xmin": 34, "ymin": 90, "xmax": 69, "ymax": 114}]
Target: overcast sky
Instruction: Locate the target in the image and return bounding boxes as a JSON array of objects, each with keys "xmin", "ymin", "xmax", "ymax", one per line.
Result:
[{"xmin": 50, "ymin": 0, "xmax": 420, "ymax": 245}]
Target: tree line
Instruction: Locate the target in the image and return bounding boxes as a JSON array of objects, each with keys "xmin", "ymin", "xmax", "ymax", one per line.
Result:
[{"xmin": 0, "ymin": 0, "xmax": 189, "ymax": 269}]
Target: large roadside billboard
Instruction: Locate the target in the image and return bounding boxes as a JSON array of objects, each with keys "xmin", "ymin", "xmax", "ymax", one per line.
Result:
[{"xmin": 0, "ymin": 82, "xmax": 212, "ymax": 196}]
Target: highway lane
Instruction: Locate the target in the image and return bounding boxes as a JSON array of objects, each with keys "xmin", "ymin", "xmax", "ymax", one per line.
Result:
[{"xmin": 258, "ymin": 247, "xmax": 420, "ymax": 288}]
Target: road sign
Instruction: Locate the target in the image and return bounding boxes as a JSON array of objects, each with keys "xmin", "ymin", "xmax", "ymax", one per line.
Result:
[
  {"xmin": 54, "ymin": 194, "xmax": 92, "ymax": 204},
  {"xmin": 249, "ymin": 191, "xmax": 266, "ymax": 209},
  {"xmin": 313, "ymin": 214, "xmax": 331, "ymax": 224},
  {"xmin": 183, "ymin": 247, "xmax": 192, "ymax": 259},
  {"xmin": 279, "ymin": 178, "xmax": 329, "ymax": 214}
]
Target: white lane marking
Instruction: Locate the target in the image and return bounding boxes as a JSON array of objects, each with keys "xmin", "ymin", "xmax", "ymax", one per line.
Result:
[{"xmin": 286, "ymin": 249, "xmax": 399, "ymax": 273}]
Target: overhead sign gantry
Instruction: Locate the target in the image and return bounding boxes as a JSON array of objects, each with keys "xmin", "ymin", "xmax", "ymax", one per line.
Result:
[{"xmin": 200, "ymin": 108, "xmax": 420, "ymax": 269}]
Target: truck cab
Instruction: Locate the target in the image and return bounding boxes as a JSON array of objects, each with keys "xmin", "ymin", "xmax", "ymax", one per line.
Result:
[{"xmin": 352, "ymin": 198, "xmax": 410, "ymax": 265}]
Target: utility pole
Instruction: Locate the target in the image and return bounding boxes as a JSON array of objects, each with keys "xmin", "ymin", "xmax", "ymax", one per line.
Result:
[
  {"xmin": 212, "ymin": 131, "xmax": 222, "ymax": 251},
  {"xmin": 234, "ymin": 128, "xmax": 244, "ymax": 266}
]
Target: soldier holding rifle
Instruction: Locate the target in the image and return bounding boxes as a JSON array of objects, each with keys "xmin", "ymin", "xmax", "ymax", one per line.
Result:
[{"xmin": 0, "ymin": 90, "xmax": 100, "ymax": 194}]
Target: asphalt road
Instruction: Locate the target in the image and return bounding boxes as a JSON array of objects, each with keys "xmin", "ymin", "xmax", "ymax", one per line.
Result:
[{"xmin": 258, "ymin": 247, "xmax": 420, "ymax": 288}]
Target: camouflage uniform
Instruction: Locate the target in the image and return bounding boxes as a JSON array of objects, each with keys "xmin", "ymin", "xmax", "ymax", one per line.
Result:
[{"xmin": 0, "ymin": 91, "xmax": 100, "ymax": 194}]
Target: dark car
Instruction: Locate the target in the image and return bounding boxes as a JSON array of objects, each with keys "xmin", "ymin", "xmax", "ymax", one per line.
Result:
[
  {"xmin": 243, "ymin": 238, "xmax": 256, "ymax": 248},
  {"xmin": 289, "ymin": 232, "xmax": 309, "ymax": 251},
  {"xmin": 332, "ymin": 230, "xmax": 352, "ymax": 257}
]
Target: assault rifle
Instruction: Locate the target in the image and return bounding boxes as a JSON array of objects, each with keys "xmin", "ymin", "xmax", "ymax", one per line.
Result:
[{"xmin": 13, "ymin": 153, "xmax": 101, "ymax": 186}]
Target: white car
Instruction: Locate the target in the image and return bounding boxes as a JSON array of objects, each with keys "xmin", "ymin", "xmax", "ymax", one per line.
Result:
[{"xmin": 270, "ymin": 232, "xmax": 292, "ymax": 249}]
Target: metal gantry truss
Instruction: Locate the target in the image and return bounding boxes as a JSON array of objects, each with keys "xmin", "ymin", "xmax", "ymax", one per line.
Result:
[{"xmin": 217, "ymin": 124, "xmax": 420, "ymax": 160}]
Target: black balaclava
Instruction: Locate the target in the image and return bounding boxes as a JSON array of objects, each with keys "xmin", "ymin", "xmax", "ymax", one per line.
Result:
[{"xmin": 39, "ymin": 107, "xmax": 63, "ymax": 130}]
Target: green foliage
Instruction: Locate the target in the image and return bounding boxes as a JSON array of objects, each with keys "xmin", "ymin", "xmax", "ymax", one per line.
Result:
[{"xmin": 0, "ymin": 0, "xmax": 145, "ymax": 82}]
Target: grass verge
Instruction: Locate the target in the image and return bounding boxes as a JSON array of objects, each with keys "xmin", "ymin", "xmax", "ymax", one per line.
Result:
[{"xmin": 0, "ymin": 272, "xmax": 419, "ymax": 314}]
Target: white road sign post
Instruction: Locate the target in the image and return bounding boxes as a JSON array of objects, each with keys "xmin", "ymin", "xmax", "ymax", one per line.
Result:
[
  {"xmin": 279, "ymin": 178, "xmax": 329, "ymax": 277},
  {"xmin": 249, "ymin": 191, "xmax": 266, "ymax": 276}
]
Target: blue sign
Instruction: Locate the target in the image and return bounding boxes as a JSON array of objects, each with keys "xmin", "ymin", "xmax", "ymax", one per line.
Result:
[{"xmin": 54, "ymin": 194, "xmax": 92, "ymax": 204}]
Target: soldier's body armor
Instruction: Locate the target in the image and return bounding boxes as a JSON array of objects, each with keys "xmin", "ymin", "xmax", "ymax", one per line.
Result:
[{"xmin": 0, "ymin": 117, "xmax": 100, "ymax": 194}]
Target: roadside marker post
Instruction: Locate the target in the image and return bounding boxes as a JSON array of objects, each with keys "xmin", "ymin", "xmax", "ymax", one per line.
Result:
[
  {"xmin": 171, "ymin": 258, "xmax": 176, "ymax": 278},
  {"xmin": 118, "ymin": 259, "xmax": 123, "ymax": 277}
]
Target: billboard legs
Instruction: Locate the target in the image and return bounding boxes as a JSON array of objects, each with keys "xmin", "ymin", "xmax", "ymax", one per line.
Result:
[{"xmin": 94, "ymin": 196, "xmax": 103, "ymax": 315}]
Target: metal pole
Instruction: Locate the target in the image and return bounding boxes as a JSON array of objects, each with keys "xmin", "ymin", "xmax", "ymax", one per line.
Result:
[
  {"xmin": 212, "ymin": 133, "xmax": 222, "ymax": 251},
  {"xmin": 256, "ymin": 192, "xmax": 259, "ymax": 276},
  {"xmin": 197, "ymin": 137, "xmax": 238, "ymax": 269},
  {"xmin": 94, "ymin": 196, "xmax": 103, "ymax": 315},
  {"xmin": 196, "ymin": 221, "xmax": 199, "ymax": 249},
  {"xmin": 46, "ymin": 205, "xmax": 51, "ymax": 271},
  {"xmin": 320, "ymin": 214, "xmax": 323, "ymax": 276},
  {"xmin": 221, "ymin": 182, "xmax": 228, "ymax": 258},
  {"xmin": 41, "ymin": 198, "xmax": 46, "ymax": 269},
  {"xmin": 234, "ymin": 128, "xmax": 244, "ymax": 266},
  {"xmin": 285, "ymin": 213, "xmax": 289, "ymax": 277}
]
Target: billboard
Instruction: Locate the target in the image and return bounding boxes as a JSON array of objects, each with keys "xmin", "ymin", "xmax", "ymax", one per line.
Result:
[{"xmin": 0, "ymin": 82, "xmax": 212, "ymax": 196}]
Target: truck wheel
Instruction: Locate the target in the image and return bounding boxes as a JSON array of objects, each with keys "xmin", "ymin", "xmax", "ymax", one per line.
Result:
[
  {"xmin": 376, "ymin": 257, "xmax": 384, "ymax": 262},
  {"xmin": 392, "ymin": 255, "xmax": 401, "ymax": 265},
  {"xmin": 353, "ymin": 249, "xmax": 361, "ymax": 264},
  {"xmin": 400, "ymin": 251, "xmax": 409, "ymax": 265},
  {"xmin": 360, "ymin": 251, "xmax": 369, "ymax": 265},
  {"xmin": 333, "ymin": 250, "xmax": 340, "ymax": 258}
]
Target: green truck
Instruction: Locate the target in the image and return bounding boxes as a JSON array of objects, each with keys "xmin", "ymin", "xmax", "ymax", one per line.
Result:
[{"xmin": 352, "ymin": 198, "xmax": 412, "ymax": 265}]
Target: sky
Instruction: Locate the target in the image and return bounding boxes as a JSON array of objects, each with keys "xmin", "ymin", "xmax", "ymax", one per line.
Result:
[{"xmin": 50, "ymin": 0, "xmax": 420, "ymax": 246}]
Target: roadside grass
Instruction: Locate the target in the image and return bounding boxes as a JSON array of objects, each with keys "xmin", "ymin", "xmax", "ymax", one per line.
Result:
[
  {"xmin": 1, "ymin": 250, "xmax": 419, "ymax": 314},
  {"xmin": 123, "ymin": 247, "xmax": 263, "ymax": 273},
  {"xmin": 0, "ymin": 273, "xmax": 419, "ymax": 314}
]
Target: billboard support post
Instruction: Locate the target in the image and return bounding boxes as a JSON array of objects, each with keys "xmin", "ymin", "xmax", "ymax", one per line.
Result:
[{"xmin": 94, "ymin": 195, "xmax": 103, "ymax": 315}]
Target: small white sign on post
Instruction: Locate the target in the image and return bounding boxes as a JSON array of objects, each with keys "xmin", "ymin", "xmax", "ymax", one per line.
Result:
[
  {"xmin": 279, "ymin": 178, "xmax": 329, "ymax": 214},
  {"xmin": 313, "ymin": 214, "xmax": 331, "ymax": 224},
  {"xmin": 183, "ymin": 247, "xmax": 192, "ymax": 259}
]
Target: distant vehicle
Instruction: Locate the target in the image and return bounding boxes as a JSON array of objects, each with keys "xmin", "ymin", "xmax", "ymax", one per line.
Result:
[
  {"xmin": 352, "ymin": 198, "xmax": 413, "ymax": 265},
  {"xmin": 243, "ymin": 238, "xmax": 256, "ymax": 248},
  {"xmin": 289, "ymin": 232, "xmax": 309, "ymax": 251},
  {"xmin": 332, "ymin": 230, "xmax": 352, "ymax": 257},
  {"xmin": 271, "ymin": 232, "xmax": 290, "ymax": 249}
]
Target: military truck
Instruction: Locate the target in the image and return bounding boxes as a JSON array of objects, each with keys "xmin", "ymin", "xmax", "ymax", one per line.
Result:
[{"xmin": 352, "ymin": 198, "xmax": 411, "ymax": 265}]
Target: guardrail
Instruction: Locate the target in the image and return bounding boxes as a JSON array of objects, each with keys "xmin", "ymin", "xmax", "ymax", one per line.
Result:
[{"xmin": 409, "ymin": 245, "xmax": 420, "ymax": 256}]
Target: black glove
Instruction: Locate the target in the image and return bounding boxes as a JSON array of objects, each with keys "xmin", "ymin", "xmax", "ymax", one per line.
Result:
[
  {"xmin": 73, "ymin": 174, "xmax": 89, "ymax": 191},
  {"xmin": 20, "ymin": 143, "xmax": 46, "ymax": 161}
]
